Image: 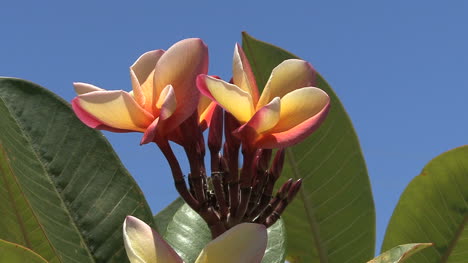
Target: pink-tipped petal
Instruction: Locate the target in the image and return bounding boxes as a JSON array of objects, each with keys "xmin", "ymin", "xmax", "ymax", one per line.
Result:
[
  {"xmin": 130, "ymin": 70, "xmax": 147, "ymax": 108},
  {"xmin": 73, "ymin": 82, "xmax": 104, "ymax": 95},
  {"xmin": 232, "ymin": 44, "xmax": 259, "ymax": 103},
  {"xmin": 248, "ymin": 97, "xmax": 281, "ymax": 134},
  {"xmin": 130, "ymin": 50, "xmax": 165, "ymax": 110},
  {"xmin": 194, "ymin": 223, "xmax": 267, "ymax": 263},
  {"xmin": 156, "ymin": 85, "xmax": 177, "ymax": 120},
  {"xmin": 123, "ymin": 216, "xmax": 183, "ymax": 263},
  {"xmin": 198, "ymin": 75, "xmax": 254, "ymax": 123},
  {"xmin": 234, "ymin": 97, "xmax": 281, "ymax": 145},
  {"xmin": 72, "ymin": 98, "xmax": 134, "ymax": 133},
  {"xmin": 272, "ymin": 87, "xmax": 329, "ymax": 132},
  {"xmin": 198, "ymin": 97, "xmax": 217, "ymax": 130},
  {"xmin": 153, "ymin": 38, "xmax": 208, "ymax": 132},
  {"xmin": 257, "ymin": 59, "xmax": 316, "ymax": 109},
  {"xmin": 140, "ymin": 118, "xmax": 160, "ymax": 145},
  {"xmin": 76, "ymin": 90, "xmax": 154, "ymax": 132},
  {"xmin": 255, "ymin": 102, "xmax": 330, "ymax": 148}
]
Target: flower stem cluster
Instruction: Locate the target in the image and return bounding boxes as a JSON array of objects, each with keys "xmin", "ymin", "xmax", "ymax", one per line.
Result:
[
  {"xmin": 157, "ymin": 107, "xmax": 303, "ymax": 238},
  {"xmin": 71, "ymin": 38, "xmax": 330, "ymax": 241}
]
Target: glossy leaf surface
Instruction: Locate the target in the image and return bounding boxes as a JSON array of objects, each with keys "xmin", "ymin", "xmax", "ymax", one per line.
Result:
[
  {"xmin": 242, "ymin": 32, "xmax": 375, "ymax": 263},
  {"xmin": 0, "ymin": 78, "xmax": 154, "ymax": 262},
  {"xmin": 162, "ymin": 203, "xmax": 286, "ymax": 263},
  {"xmin": 0, "ymin": 239, "xmax": 48, "ymax": 263},
  {"xmin": 369, "ymin": 243, "xmax": 432, "ymax": 263},
  {"xmin": 382, "ymin": 146, "xmax": 468, "ymax": 262}
]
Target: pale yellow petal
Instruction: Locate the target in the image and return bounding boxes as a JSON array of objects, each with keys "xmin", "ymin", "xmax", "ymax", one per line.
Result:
[
  {"xmin": 130, "ymin": 50, "xmax": 165, "ymax": 111},
  {"xmin": 257, "ymin": 59, "xmax": 315, "ymax": 109},
  {"xmin": 156, "ymin": 84, "xmax": 177, "ymax": 120},
  {"xmin": 130, "ymin": 70, "xmax": 146, "ymax": 108},
  {"xmin": 123, "ymin": 216, "xmax": 183, "ymax": 263},
  {"xmin": 153, "ymin": 38, "xmax": 208, "ymax": 99},
  {"xmin": 204, "ymin": 76, "xmax": 254, "ymax": 123},
  {"xmin": 73, "ymin": 82, "xmax": 104, "ymax": 95},
  {"xmin": 195, "ymin": 223, "xmax": 267, "ymax": 263},
  {"xmin": 248, "ymin": 97, "xmax": 281, "ymax": 134},
  {"xmin": 232, "ymin": 44, "xmax": 258, "ymax": 103},
  {"xmin": 78, "ymin": 90, "xmax": 154, "ymax": 132},
  {"xmin": 272, "ymin": 87, "xmax": 329, "ymax": 132}
]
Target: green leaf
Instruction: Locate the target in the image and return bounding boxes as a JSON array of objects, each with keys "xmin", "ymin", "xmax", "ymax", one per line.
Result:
[
  {"xmin": 163, "ymin": 204, "xmax": 286, "ymax": 263},
  {"xmin": 153, "ymin": 198, "xmax": 185, "ymax": 235},
  {"xmin": 242, "ymin": 32, "xmax": 375, "ymax": 263},
  {"xmin": 0, "ymin": 78, "xmax": 154, "ymax": 263},
  {"xmin": 369, "ymin": 243, "xmax": 432, "ymax": 263},
  {"xmin": 0, "ymin": 239, "xmax": 48, "ymax": 263},
  {"xmin": 382, "ymin": 146, "xmax": 468, "ymax": 262}
]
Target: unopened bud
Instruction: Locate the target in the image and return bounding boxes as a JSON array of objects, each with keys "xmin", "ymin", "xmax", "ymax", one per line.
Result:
[
  {"xmin": 208, "ymin": 105, "xmax": 223, "ymax": 153},
  {"xmin": 287, "ymin": 179, "xmax": 302, "ymax": 202},
  {"xmin": 269, "ymin": 149, "xmax": 285, "ymax": 180}
]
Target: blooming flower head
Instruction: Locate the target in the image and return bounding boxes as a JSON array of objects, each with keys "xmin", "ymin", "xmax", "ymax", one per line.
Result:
[
  {"xmin": 72, "ymin": 38, "xmax": 208, "ymax": 144},
  {"xmin": 123, "ymin": 216, "xmax": 267, "ymax": 263},
  {"xmin": 197, "ymin": 44, "xmax": 330, "ymax": 149}
]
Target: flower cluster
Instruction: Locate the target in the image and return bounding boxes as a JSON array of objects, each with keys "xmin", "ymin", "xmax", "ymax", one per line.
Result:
[{"xmin": 72, "ymin": 38, "xmax": 330, "ymax": 263}]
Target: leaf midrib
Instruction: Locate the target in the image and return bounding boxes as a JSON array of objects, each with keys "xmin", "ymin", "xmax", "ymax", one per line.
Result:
[
  {"xmin": 440, "ymin": 214, "xmax": 468, "ymax": 262},
  {"xmin": 242, "ymin": 34, "xmax": 329, "ymax": 262},
  {"xmin": 0, "ymin": 144, "xmax": 32, "ymax": 248},
  {"xmin": 286, "ymin": 149, "xmax": 328, "ymax": 263},
  {"xmin": 0, "ymin": 89, "xmax": 95, "ymax": 263}
]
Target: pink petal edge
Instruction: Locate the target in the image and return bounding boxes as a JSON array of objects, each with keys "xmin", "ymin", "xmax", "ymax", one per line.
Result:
[
  {"xmin": 234, "ymin": 43, "xmax": 259, "ymax": 103},
  {"xmin": 254, "ymin": 102, "xmax": 331, "ymax": 148},
  {"xmin": 140, "ymin": 118, "xmax": 160, "ymax": 145},
  {"xmin": 71, "ymin": 98, "xmax": 135, "ymax": 133}
]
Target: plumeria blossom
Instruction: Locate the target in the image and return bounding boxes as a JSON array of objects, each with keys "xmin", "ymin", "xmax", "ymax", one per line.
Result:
[
  {"xmin": 123, "ymin": 216, "xmax": 267, "ymax": 263},
  {"xmin": 197, "ymin": 44, "xmax": 330, "ymax": 149},
  {"xmin": 196, "ymin": 75, "xmax": 223, "ymax": 130},
  {"xmin": 72, "ymin": 38, "xmax": 208, "ymax": 145}
]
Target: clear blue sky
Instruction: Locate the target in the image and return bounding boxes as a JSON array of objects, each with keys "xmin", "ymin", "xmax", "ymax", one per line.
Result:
[{"xmin": 1, "ymin": 0, "xmax": 467, "ymax": 254}]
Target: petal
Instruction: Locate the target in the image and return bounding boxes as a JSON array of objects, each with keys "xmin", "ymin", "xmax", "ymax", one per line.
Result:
[
  {"xmin": 254, "ymin": 88, "xmax": 330, "ymax": 149},
  {"xmin": 130, "ymin": 50, "xmax": 165, "ymax": 110},
  {"xmin": 248, "ymin": 97, "xmax": 281, "ymax": 134},
  {"xmin": 73, "ymin": 82, "xmax": 104, "ymax": 95},
  {"xmin": 76, "ymin": 90, "xmax": 154, "ymax": 132},
  {"xmin": 72, "ymin": 98, "xmax": 134, "ymax": 133},
  {"xmin": 257, "ymin": 59, "xmax": 316, "ymax": 109},
  {"xmin": 232, "ymin": 44, "xmax": 259, "ymax": 104},
  {"xmin": 255, "ymin": 103, "xmax": 330, "ymax": 148},
  {"xmin": 156, "ymin": 84, "xmax": 177, "ymax": 120},
  {"xmin": 272, "ymin": 87, "xmax": 329, "ymax": 132},
  {"xmin": 198, "ymin": 96, "xmax": 217, "ymax": 130},
  {"xmin": 195, "ymin": 223, "xmax": 267, "ymax": 263},
  {"xmin": 152, "ymin": 38, "xmax": 208, "ymax": 132},
  {"xmin": 197, "ymin": 75, "xmax": 254, "ymax": 123},
  {"xmin": 140, "ymin": 118, "xmax": 160, "ymax": 145},
  {"xmin": 123, "ymin": 216, "xmax": 183, "ymax": 263},
  {"xmin": 234, "ymin": 97, "xmax": 281, "ymax": 146}
]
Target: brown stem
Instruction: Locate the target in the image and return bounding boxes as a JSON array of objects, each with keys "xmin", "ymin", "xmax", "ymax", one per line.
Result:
[
  {"xmin": 255, "ymin": 179, "xmax": 293, "ymax": 224},
  {"xmin": 212, "ymin": 172, "xmax": 228, "ymax": 221},
  {"xmin": 265, "ymin": 179, "xmax": 302, "ymax": 227},
  {"xmin": 156, "ymin": 139, "xmax": 199, "ymax": 210}
]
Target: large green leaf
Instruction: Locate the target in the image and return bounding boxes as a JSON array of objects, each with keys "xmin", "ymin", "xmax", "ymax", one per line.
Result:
[
  {"xmin": 163, "ymin": 203, "xmax": 286, "ymax": 263},
  {"xmin": 153, "ymin": 197, "xmax": 185, "ymax": 235},
  {"xmin": 0, "ymin": 239, "xmax": 48, "ymax": 263},
  {"xmin": 369, "ymin": 243, "xmax": 432, "ymax": 263},
  {"xmin": 382, "ymin": 146, "xmax": 468, "ymax": 262},
  {"xmin": 0, "ymin": 78, "xmax": 154, "ymax": 262},
  {"xmin": 242, "ymin": 32, "xmax": 375, "ymax": 263}
]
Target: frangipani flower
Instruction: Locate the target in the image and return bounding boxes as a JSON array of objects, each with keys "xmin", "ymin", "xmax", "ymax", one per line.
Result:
[
  {"xmin": 197, "ymin": 44, "xmax": 330, "ymax": 149},
  {"xmin": 123, "ymin": 216, "xmax": 267, "ymax": 263},
  {"xmin": 72, "ymin": 38, "xmax": 208, "ymax": 144},
  {"xmin": 197, "ymin": 75, "xmax": 222, "ymax": 130}
]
